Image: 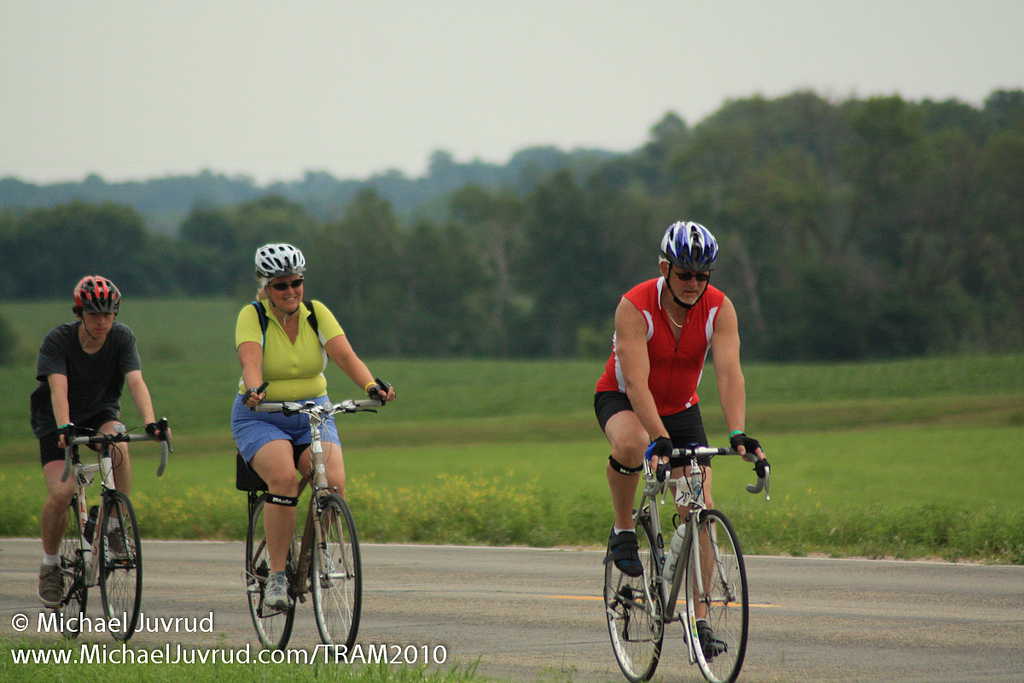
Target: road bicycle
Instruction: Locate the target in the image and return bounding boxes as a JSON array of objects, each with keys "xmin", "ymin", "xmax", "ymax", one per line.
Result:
[
  {"xmin": 239, "ymin": 390, "xmax": 382, "ymax": 650},
  {"xmin": 605, "ymin": 445, "xmax": 770, "ymax": 683},
  {"xmin": 56, "ymin": 419, "xmax": 172, "ymax": 641}
]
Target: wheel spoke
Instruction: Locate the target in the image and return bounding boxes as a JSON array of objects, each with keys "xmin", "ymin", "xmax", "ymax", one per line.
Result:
[
  {"xmin": 684, "ymin": 510, "xmax": 748, "ymax": 683},
  {"xmin": 311, "ymin": 494, "xmax": 361, "ymax": 648},
  {"xmin": 99, "ymin": 491, "xmax": 143, "ymax": 641},
  {"xmin": 58, "ymin": 500, "xmax": 88, "ymax": 639},
  {"xmin": 245, "ymin": 494, "xmax": 296, "ymax": 649},
  {"xmin": 605, "ymin": 516, "xmax": 663, "ymax": 682}
]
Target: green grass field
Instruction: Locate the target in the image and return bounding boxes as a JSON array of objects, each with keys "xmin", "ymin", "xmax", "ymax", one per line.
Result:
[{"xmin": 2, "ymin": 298, "xmax": 1023, "ymax": 563}]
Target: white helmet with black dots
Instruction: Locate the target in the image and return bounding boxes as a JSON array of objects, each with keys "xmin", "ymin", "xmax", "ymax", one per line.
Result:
[{"xmin": 254, "ymin": 243, "xmax": 306, "ymax": 279}]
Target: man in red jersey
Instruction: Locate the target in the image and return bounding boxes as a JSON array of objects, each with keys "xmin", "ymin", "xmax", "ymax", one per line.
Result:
[
  {"xmin": 595, "ymin": 221, "xmax": 768, "ymax": 652},
  {"xmin": 593, "ymin": 222, "xmax": 770, "ymax": 655}
]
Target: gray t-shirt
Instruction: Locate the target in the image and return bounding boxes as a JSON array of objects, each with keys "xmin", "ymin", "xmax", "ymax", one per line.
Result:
[{"xmin": 29, "ymin": 321, "xmax": 142, "ymax": 438}]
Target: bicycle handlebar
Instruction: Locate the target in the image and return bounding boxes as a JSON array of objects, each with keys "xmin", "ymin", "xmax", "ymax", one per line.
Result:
[
  {"xmin": 651, "ymin": 445, "xmax": 770, "ymax": 501},
  {"xmin": 60, "ymin": 417, "xmax": 173, "ymax": 482},
  {"xmin": 254, "ymin": 397, "xmax": 384, "ymax": 416}
]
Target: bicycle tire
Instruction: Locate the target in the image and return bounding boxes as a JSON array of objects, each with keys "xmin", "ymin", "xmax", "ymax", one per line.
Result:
[
  {"xmin": 98, "ymin": 490, "xmax": 143, "ymax": 641},
  {"xmin": 683, "ymin": 509, "xmax": 748, "ymax": 683},
  {"xmin": 311, "ymin": 493, "xmax": 362, "ymax": 648},
  {"xmin": 245, "ymin": 493, "xmax": 296, "ymax": 649},
  {"xmin": 604, "ymin": 513, "xmax": 664, "ymax": 682},
  {"xmin": 58, "ymin": 498, "xmax": 88, "ymax": 639}
]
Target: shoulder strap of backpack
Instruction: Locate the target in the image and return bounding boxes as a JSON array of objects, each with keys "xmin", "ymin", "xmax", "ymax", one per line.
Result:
[
  {"xmin": 251, "ymin": 301, "xmax": 269, "ymax": 347},
  {"xmin": 303, "ymin": 300, "xmax": 321, "ymax": 341},
  {"xmin": 252, "ymin": 299, "xmax": 326, "ymax": 352},
  {"xmin": 305, "ymin": 299, "xmax": 328, "ymax": 371}
]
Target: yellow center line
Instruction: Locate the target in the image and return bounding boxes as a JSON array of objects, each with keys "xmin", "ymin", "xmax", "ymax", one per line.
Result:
[{"xmin": 549, "ymin": 595, "xmax": 603, "ymax": 601}]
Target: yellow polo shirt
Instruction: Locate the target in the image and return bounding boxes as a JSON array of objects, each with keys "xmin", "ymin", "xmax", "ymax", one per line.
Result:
[{"xmin": 235, "ymin": 299, "xmax": 345, "ymax": 401}]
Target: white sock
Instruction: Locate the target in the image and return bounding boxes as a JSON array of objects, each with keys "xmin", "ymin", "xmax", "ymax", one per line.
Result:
[
  {"xmin": 42, "ymin": 553, "xmax": 61, "ymax": 566},
  {"xmin": 613, "ymin": 527, "xmax": 634, "ymax": 535}
]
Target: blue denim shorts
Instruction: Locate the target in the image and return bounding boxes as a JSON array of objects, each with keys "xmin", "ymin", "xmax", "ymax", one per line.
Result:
[{"xmin": 231, "ymin": 393, "xmax": 341, "ymax": 463}]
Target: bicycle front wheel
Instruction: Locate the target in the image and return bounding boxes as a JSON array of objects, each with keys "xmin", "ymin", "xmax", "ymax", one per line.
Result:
[
  {"xmin": 604, "ymin": 514, "xmax": 663, "ymax": 682},
  {"xmin": 99, "ymin": 490, "xmax": 143, "ymax": 641},
  {"xmin": 245, "ymin": 493, "xmax": 296, "ymax": 649},
  {"xmin": 311, "ymin": 493, "xmax": 362, "ymax": 648},
  {"xmin": 58, "ymin": 498, "xmax": 88, "ymax": 639},
  {"xmin": 683, "ymin": 509, "xmax": 748, "ymax": 683}
]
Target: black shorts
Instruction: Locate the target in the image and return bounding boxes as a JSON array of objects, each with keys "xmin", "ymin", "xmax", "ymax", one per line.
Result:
[
  {"xmin": 594, "ymin": 391, "xmax": 711, "ymax": 466},
  {"xmin": 39, "ymin": 411, "xmax": 122, "ymax": 467}
]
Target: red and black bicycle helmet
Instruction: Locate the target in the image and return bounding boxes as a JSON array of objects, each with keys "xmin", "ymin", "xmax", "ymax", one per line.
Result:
[{"xmin": 73, "ymin": 275, "xmax": 121, "ymax": 314}]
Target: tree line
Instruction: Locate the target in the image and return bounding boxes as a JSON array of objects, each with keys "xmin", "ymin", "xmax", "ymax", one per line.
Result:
[{"xmin": 1, "ymin": 89, "xmax": 1022, "ymax": 362}]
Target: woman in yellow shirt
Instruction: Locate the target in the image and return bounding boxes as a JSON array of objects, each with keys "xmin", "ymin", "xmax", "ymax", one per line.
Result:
[{"xmin": 231, "ymin": 243, "xmax": 396, "ymax": 611}]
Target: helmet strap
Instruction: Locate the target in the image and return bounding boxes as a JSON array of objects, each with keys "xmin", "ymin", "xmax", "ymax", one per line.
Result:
[
  {"xmin": 668, "ymin": 279, "xmax": 693, "ymax": 310},
  {"xmin": 264, "ymin": 286, "xmax": 299, "ymax": 323},
  {"xmin": 78, "ymin": 318, "xmax": 102, "ymax": 344}
]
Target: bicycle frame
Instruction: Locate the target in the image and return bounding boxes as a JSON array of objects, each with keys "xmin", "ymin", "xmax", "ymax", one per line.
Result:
[
  {"xmin": 68, "ymin": 441, "xmax": 118, "ymax": 587},
  {"xmin": 292, "ymin": 405, "xmax": 348, "ymax": 597},
  {"xmin": 244, "ymin": 396, "xmax": 379, "ymax": 650},
  {"xmin": 55, "ymin": 421, "xmax": 171, "ymax": 641},
  {"xmin": 62, "ymin": 421, "xmax": 171, "ymax": 587},
  {"xmin": 641, "ymin": 447, "xmax": 767, "ymax": 663},
  {"xmin": 253, "ymin": 398, "xmax": 380, "ymax": 593}
]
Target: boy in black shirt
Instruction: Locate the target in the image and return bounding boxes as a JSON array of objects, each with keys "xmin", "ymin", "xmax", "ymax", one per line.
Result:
[{"xmin": 31, "ymin": 276, "xmax": 165, "ymax": 608}]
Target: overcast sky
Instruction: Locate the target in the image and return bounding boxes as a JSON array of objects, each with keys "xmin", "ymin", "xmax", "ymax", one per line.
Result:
[{"xmin": 2, "ymin": 1, "xmax": 1022, "ymax": 185}]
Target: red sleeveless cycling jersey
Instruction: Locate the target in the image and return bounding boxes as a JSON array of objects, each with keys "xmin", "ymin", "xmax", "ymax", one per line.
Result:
[{"xmin": 595, "ymin": 278, "xmax": 725, "ymax": 415}]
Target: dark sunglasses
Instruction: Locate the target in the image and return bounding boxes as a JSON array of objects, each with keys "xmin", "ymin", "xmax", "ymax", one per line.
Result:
[
  {"xmin": 270, "ymin": 278, "xmax": 304, "ymax": 291},
  {"xmin": 675, "ymin": 271, "xmax": 710, "ymax": 282}
]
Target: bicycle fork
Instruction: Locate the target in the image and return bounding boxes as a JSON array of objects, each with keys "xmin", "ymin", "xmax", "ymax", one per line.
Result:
[
  {"xmin": 682, "ymin": 523, "xmax": 704, "ymax": 665},
  {"xmin": 682, "ymin": 515, "xmax": 733, "ymax": 665},
  {"xmin": 293, "ymin": 488, "xmax": 337, "ymax": 597},
  {"xmin": 73, "ymin": 450, "xmax": 119, "ymax": 587},
  {"xmin": 658, "ymin": 512, "xmax": 714, "ymax": 666}
]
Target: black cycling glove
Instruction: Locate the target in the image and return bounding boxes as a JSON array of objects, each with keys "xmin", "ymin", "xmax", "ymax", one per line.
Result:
[
  {"xmin": 731, "ymin": 432, "xmax": 768, "ymax": 475},
  {"xmin": 368, "ymin": 377, "xmax": 393, "ymax": 402},
  {"xmin": 730, "ymin": 432, "xmax": 762, "ymax": 456},
  {"xmin": 645, "ymin": 436, "xmax": 673, "ymax": 461}
]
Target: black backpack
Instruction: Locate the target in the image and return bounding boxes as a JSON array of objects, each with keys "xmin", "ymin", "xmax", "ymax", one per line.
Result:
[{"xmin": 251, "ymin": 299, "xmax": 324, "ymax": 346}]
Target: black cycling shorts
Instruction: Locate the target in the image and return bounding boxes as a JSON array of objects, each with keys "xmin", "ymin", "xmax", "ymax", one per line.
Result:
[
  {"xmin": 594, "ymin": 391, "xmax": 711, "ymax": 466},
  {"xmin": 39, "ymin": 410, "xmax": 121, "ymax": 467}
]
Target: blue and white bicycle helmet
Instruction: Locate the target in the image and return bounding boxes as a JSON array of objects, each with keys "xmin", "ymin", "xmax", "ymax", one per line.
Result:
[
  {"xmin": 659, "ymin": 221, "xmax": 719, "ymax": 272},
  {"xmin": 254, "ymin": 243, "xmax": 306, "ymax": 279}
]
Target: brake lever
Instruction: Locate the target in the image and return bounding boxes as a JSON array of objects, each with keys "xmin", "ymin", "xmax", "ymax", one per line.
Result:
[{"xmin": 746, "ymin": 463, "xmax": 771, "ymax": 500}]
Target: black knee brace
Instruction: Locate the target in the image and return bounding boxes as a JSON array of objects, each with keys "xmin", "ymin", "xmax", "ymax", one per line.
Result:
[
  {"xmin": 608, "ymin": 455, "xmax": 643, "ymax": 475},
  {"xmin": 267, "ymin": 493, "xmax": 299, "ymax": 507}
]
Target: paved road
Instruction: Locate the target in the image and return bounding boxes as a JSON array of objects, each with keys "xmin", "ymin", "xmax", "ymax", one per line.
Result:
[{"xmin": 2, "ymin": 539, "xmax": 1023, "ymax": 682}]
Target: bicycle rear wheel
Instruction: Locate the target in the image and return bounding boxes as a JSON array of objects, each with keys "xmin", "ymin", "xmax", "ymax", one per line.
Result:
[
  {"xmin": 58, "ymin": 498, "xmax": 88, "ymax": 639},
  {"xmin": 245, "ymin": 493, "xmax": 296, "ymax": 649},
  {"xmin": 99, "ymin": 490, "xmax": 143, "ymax": 641},
  {"xmin": 683, "ymin": 509, "xmax": 748, "ymax": 683},
  {"xmin": 604, "ymin": 514, "xmax": 663, "ymax": 682},
  {"xmin": 311, "ymin": 493, "xmax": 362, "ymax": 648}
]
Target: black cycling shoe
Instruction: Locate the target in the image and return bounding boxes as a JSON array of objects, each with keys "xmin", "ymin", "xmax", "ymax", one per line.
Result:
[
  {"xmin": 604, "ymin": 529, "xmax": 643, "ymax": 577},
  {"xmin": 696, "ymin": 620, "xmax": 728, "ymax": 658}
]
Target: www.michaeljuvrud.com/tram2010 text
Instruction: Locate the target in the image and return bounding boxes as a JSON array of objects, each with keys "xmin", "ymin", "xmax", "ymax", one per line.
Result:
[{"xmin": 11, "ymin": 642, "xmax": 450, "ymax": 666}]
